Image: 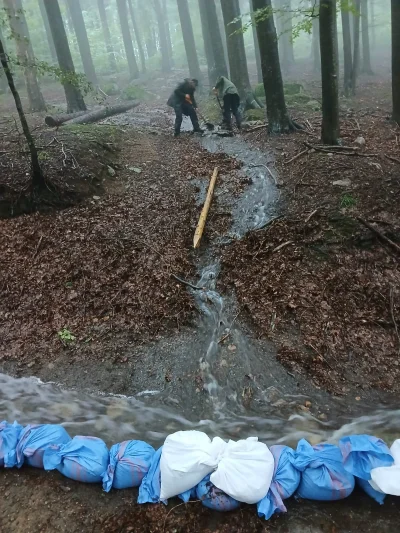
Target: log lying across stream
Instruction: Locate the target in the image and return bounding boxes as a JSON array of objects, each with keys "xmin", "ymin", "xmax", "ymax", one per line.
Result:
[{"xmin": 45, "ymin": 102, "xmax": 140, "ymax": 127}]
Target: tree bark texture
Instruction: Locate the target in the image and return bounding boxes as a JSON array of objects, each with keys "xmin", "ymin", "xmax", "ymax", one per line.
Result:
[
  {"xmin": 43, "ymin": 0, "xmax": 87, "ymax": 112},
  {"xmin": 153, "ymin": 0, "xmax": 171, "ymax": 72},
  {"xmin": 4, "ymin": 0, "xmax": 46, "ymax": 112},
  {"xmin": 351, "ymin": 0, "xmax": 361, "ymax": 94},
  {"xmin": 311, "ymin": 0, "xmax": 320, "ymax": 72},
  {"xmin": 97, "ymin": 0, "xmax": 117, "ymax": 72},
  {"xmin": 392, "ymin": 0, "xmax": 400, "ymax": 123},
  {"xmin": 319, "ymin": 0, "xmax": 339, "ymax": 144},
  {"xmin": 128, "ymin": 0, "xmax": 146, "ymax": 73},
  {"xmin": 162, "ymin": 0, "xmax": 174, "ymax": 66},
  {"xmin": 361, "ymin": 0, "xmax": 373, "ymax": 74},
  {"xmin": 116, "ymin": 0, "xmax": 139, "ymax": 79},
  {"xmin": 176, "ymin": 0, "xmax": 201, "ymax": 81},
  {"xmin": 341, "ymin": 4, "xmax": 353, "ymax": 96},
  {"xmin": 66, "ymin": 0, "xmax": 98, "ymax": 85},
  {"xmin": 198, "ymin": 0, "xmax": 214, "ymax": 86},
  {"xmin": 249, "ymin": 0, "xmax": 263, "ymax": 83},
  {"xmin": 0, "ymin": 38, "xmax": 44, "ymax": 188},
  {"xmin": 202, "ymin": 0, "xmax": 228, "ymax": 80},
  {"xmin": 252, "ymin": 0, "xmax": 293, "ymax": 133},
  {"xmin": 220, "ymin": 0, "xmax": 254, "ymax": 103},
  {"xmin": 39, "ymin": 0, "xmax": 58, "ymax": 63}
]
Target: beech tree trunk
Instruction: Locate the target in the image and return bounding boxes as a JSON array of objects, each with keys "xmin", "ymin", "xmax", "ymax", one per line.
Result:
[
  {"xmin": 320, "ymin": 0, "xmax": 339, "ymax": 144},
  {"xmin": 116, "ymin": 0, "xmax": 139, "ymax": 79},
  {"xmin": 153, "ymin": 0, "xmax": 172, "ymax": 72},
  {"xmin": 361, "ymin": 0, "xmax": 373, "ymax": 74},
  {"xmin": 249, "ymin": 0, "xmax": 263, "ymax": 83},
  {"xmin": 176, "ymin": 0, "xmax": 201, "ymax": 81},
  {"xmin": 97, "ymin": 0, "xmax": 117, "ymax": 72},
  {"xmin": 341, "ymin": 5, "xmax": 352, "ymax": 96},
  {"xmin": 128, "ymin": 0, "xmax": 146, "ymax": 74},
  {"xmin": 43, "ymin": 0, "xmax": 87, "ymax": 112},
  {"xmin": 252, "ymin": 0, "xmax": 293, "ymax": 132},
  {"xmin": 392, "ymin": 0, "xmax": 400, "ymax": 123},
  {"xmin": 0, "ymin": 38, "xmax": 45, "ymax": 188},
  {"xmin": 198, "ymin": 0, "xmax": 214, "ymax": 86},
  {"xmin": 311, "ymin": 0, "xmax": 320, "ymax": 72},
  {"xmin": 57, "ymin": 102, "xmax": 139, "ymax": 125},
  {"xmin": 4, "ymin": 0, "xmax": 46, "ymax": 112},
  {"xmin": 351, "ymin": 0, "xmax": 361, "ymax": 94},
  {"xmin": 39, "ymin": 0, "xmax": 57, "ymax": 64},
  {"xmin": 66, "ymin": 0, "xmax": 98, "ymax": 85},
  {"xmin": 162, "ymin": 0, "xmax": 174, "ymax": 66},
  {"xmin": 220, "ymin": 0, "xmax": 255, "ymax": 105},
  {"xmin": 202, "ymin": 0, "xmax": 228, "ymax": 80}
]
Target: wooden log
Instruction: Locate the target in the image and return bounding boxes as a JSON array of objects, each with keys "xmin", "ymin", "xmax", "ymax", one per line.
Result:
[
  {"xmin": 45, "ymin": 110, "xmax": 88, "ymax": 127},
  {"xmin": 193, "ymin": 167, "xmax": 218, "ymax": 249},
  {"xmin": 45, "ymin": 102, "xmax": 139, "ymax": 127}
]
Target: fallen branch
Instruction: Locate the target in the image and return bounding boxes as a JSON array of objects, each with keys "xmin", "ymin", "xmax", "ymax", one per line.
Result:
[
  {"xmin": 32, "ymin": 235, "xmax": 43, "ymax": 261},
  {"xmin": 249, "ymin": 163, "xmax": 277, "ymax": 185},
  {"xmin": 45, "ymin": 110, "xmax": 88, "ymax": 128},
  {"xmin": 385, "ymin": 154, "xmax": 400, "ymax": 165},
  {"xmin": 305, "ymin": 207, "xmax": 321, "ymax": 223},
  {"xmin": 244, "ymin": 123, "xmax": 266, "ymax": 133},
  {"xmin": 171, "ymin": 274, "xmax": 204, "ymax": 291},
  {"xmin": 304, "ymin": 142, "xmax": 378, "ymax": 157},
  {"xmin": 285, "ymin": 148, "xmax": 309, "ymax": 165},
  {"xmin": 357, "ymin": 217, "xmax": 400, "ymax": 254},
  {"xmin": 273, "ymin": 240, "xmax": 294, "ymax": 253},
  {"xmin": 193, "ymin": 167, "xmax": 219, "ymax": 249},
  {"xmin": 46, "ymin": 102, "xmax": 139, "ymax": 127},
  {"xmin": 218, "ymin": 309, "xmax": 242, "ymax": 344}
]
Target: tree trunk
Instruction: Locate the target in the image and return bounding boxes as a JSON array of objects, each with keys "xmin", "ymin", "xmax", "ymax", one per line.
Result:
[
  {"xmin": 281, "ymin": 0, "xmax": 295, "ymax": 69},
  {"xmin": 153, "ymin": 0, "xmax": 172, "ymax": 72},
  {"xmin": 4, "ymin": 0, "xmax": 46, "ymax": 112},
  {"xmin": 311, "ymin": 0, "xmax": 320, "ymax": 72},
  {"xmin": 351, "ymin": 0, "xmax": 361, "ymax": 94},
  {"xmin": 116, "ymin": 0, "xmax": 139, "ymax": 79},
  {"xmin": 371, "ymin": 0, "xmax": 376, "ymax": 47},
  {"xmin": 176, "ymin": 0, "xmax": 201, "ymax": 81},
  {"xmin": 43, "ymin": 0, "xmax": 87, "ymax": 112},
  {"xmin": 146, "ymin": 27, "xmax": 157, "ymax": 58},
  {"xmin": 361, "ymin": 0, "xmax": 373, "ymax": 74},
  {"xmin": 0, "ymin": 38, "xmax": 44, "ymax": 188},
  {"xmin": 252, "ymin": 0, "xmax": 293, "ymax": 132},
  {"xmin": 216, "ymin": 1, "xmax": 229, "ymax": 70},
  {"xmin": 162, "ymin": 0, "xmax": 174, "ymax": 66},
  {"xmin": 97, "ymin": 0, "xmax": 117, "ymax": 72},
  {"xmin": 52, "ymin": 102, "xmax": 140, "ymax": 125},
  {"xmin": 198, "ymin": 0, "xmax": 214, "ymax": 86},
  {"xmin": 249, "ymin": 0, "xmax": 263, "ymax": 83},
  {"xmin": 220, "ymin": 0, "xmax": 255, "ymax": 105},
  {"xmin": 202, "ymin": 0, "xmax": 228, "ymax": 80},
  {"xmin": 45, "ymin": 110, "xmax": 87, "ymax": 127},
  {"xmin": 392, "ymin": 0, "xmax": 400, "ymax": 123},
  {"xmin": 66, "ymin": 0, "xmax": 98, "ymax": 85},
  {"xmin": 341, "ymin": 4, "xmax": 353, "ymax": 96},
  {"xmin": 39, "ymin": 0, "xmax": 58, "ymax": 64},
  {"xmin": 320, "ymin": 0, "xmax": 339, "ymax": 144},
  {"xmin": 128, "ymin": 0, "xmax": 146, "ymax": 74}
]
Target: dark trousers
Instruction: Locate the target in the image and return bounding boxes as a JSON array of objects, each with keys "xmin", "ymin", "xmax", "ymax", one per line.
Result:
[
  {"xmin": 223, "ymin": 93, "xmax": 241, "ymax": 130},
  {"xmin": 174, "ymin": 103, "xmax": 200, "ymax": 134}
]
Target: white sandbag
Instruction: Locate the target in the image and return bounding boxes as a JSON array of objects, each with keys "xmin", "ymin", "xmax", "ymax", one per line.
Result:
[
  {"xmin": 370, "ymin": 439, "xmax": 400, "ymax": 495},
  {"xmin": 160, "ymin": 430, "xmax": 274, "ymax": 504}
]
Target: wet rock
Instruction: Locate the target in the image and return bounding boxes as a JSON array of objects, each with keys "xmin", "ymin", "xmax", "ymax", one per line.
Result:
[
  {"xmin": 355, "ymin": 136, "xmax": 366, "ymax": 146},
  {"xmin": 333, "ymin": 178, "xmax": 352, "ymax": 187},
  {"xmin": 107, "ymin": 166, "xmax": 116, "ymax": 177}
]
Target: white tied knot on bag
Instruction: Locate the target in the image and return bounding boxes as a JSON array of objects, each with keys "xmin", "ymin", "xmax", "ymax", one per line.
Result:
[
  {"xmin": 159, "ymin": 430, "xmax": 274, "ymax": 504},
  {"xmin": 370, "ymin": 439, "xmax": 400, "ymax": 496}
]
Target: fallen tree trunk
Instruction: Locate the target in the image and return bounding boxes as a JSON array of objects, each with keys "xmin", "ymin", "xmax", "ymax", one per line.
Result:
[
  {"xmin": 45, "ymin": 110, "xmax": 88, "ymax": 127},
  {"xmin": 45, "ymin": 102, "xmax": 140, "ymax": 127}
]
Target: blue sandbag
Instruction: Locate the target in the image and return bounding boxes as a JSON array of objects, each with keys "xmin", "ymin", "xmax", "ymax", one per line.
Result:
[
  {"xmin": 103, "ymin": 440, "xmax": 155, "ymax": 492},
  {"xmin": 137, "ymin": 446, "xmax": 194, "ymax": 504},
  {"xmin": 0, "ymin": 421, "xmax": 23, "ymax": 468},
  {"xmin": 257, "ymin": 445, "xmax": 301, "ymax": 520},
  {"xmin": 16, "ymin": 424, "xmax": 71, "ymax": 469},
  {"xmin": 43, "ymin": 436, "xmax": 109, "ymax": 483},
  {"xmin": 293, "ymin": 439, "xmax": 355, "ymax": 501},
  {"xmin": 339, "ymin": 435, "xmax": 393, "ymax": 504},
  {"xmin": 196, "ymin": 474, "xmax": 240, "ymax": 512}
]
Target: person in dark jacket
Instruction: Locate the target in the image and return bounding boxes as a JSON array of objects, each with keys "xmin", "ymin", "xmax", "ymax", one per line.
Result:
[
  {"xmin": 213, "ymin": 76, "xmax": 241, "ymax": 131},
  {"xmin": 167, "ymin": 78, "xmax": 203, "ymax": 137}
]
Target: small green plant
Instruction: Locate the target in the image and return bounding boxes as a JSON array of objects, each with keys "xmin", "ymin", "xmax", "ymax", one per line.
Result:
[
  {"xmin": 340, "ymin": 193, "xmax": 357, "ymax": 208},
  {"xmin": 121, "ymin": 85, "xmax": 153, "ymax": 101},
  {"xmin": 58, "ymin": 328, "xmax": 75, "ymax": 343}
]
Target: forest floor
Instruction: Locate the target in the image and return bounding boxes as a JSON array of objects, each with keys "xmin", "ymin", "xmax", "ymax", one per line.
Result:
[{"xmin": 1, "ymin": 67, "xmax": 400, "ymax": 532}]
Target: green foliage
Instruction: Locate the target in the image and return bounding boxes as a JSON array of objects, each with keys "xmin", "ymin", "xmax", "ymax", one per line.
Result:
[
  {"xmin": 121, "ymin": 85, "xmax": 153, "ymax": 102},
  {"xmin": 58, "ymin": 328, "xmax": 75, "ymax": 343},
  {"xmin": 101, "ymin": 82, "xmax": 120, "ymax": 96},
  {"xmin": 254, "ymin": 83, "xmax": 265, "ymax": 98},
  {"xmin": 340, "ymin": 193, "xmax": 357, "ymax": 209},
  {"xmin": 284, "ymin": 83, "xmax": 304, "ymax": 96},
  {"xmin": 245, "ymin": 108, "xmax": 266, "ymax": 121}
]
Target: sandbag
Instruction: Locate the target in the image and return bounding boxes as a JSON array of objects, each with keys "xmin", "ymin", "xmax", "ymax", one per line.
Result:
[
  {"xmin": 257, "ymin": 445, "xmax": 301, "ymax": 520},
  {"xmin": 293, "ymin": 439, "xmax": 355, "ymax": 501},
  {"xmin": 16, "ymin": 424, "xmax": 71, "ymax": 468},
  {"xmin": 103, "ymin": 440, "xmax": 155, "ymax": 492},
  {"xmin": 160, "ymin": 430, "xmax": 274, "ymax": 504},
  {"xmin": 0, "ymin": 421, "xmax": 23, "ymax": 468},
  {"xmin": 339, "ymin": 435, "xmax": 393, "ymax": 504},
  {"xmin": 196, "ymin": 474, "xmax": 240, "ymax": 512},
  {"xmin": 371, "ymin": 439, "xmax": 400, "ymax": 496},
  {"xmin": 43, "ymin": 436, "xmax": 109, "ymax": 483}
]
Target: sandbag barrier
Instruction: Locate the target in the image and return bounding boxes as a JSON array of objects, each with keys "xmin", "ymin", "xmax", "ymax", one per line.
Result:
[{"xmin": 1, "ymin": 421, "xmax": 400, "ymax": 517}]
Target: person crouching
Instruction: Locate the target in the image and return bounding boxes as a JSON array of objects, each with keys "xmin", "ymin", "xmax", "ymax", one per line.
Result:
[
  {"xmin": 213, "ymin": 76, "xmax": 242, "ymax": 131},
  {"xmin": 167, "ymin": 78, "xmax": 203, "ymax": 137}
]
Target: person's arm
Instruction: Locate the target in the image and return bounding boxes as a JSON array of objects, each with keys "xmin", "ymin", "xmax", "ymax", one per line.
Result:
[
  {"xmin": 192, "ymin": 94, "xmax": 197, "ymax": 109},
  {"xmin": 174, "ymin": 82, "xmax": 187, "ymax": 100}
]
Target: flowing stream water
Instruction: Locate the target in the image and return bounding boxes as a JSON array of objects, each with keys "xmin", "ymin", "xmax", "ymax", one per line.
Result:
[{"xmin": 2, "ymin": 127, "xmax": 400, "ymax": 454}]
